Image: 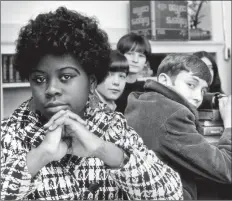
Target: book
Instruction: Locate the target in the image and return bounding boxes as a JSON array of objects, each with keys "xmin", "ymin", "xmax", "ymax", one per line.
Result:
[
  {"xmin": 9, "ymin": 55, "xmax": 14, "ymax": 82},
  {"xmin": 2, "ymin": 55, "xmax": 8, "ymax": 83},
  {"xmin": 15, "ymin": 70, "xmax": 21, "ymax": 83},
  {"xmin": 198, "ymin": 109, "xmax": 222, "ymax": 122},
  {"xmin": 199, "ymin": 120, "xmax": 223, "ymax": 127},
  {"xmin": 202, "ymin": 126, "xmax": 224, "ymax": 136}
]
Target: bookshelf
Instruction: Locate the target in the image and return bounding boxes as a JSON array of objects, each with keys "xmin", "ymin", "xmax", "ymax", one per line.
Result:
[
  {"xmin": 2, "ymin": 54, "xmax": 29, "ymax": 84},
  {"xmin": 1, "ymin": 52, "xmax": 31, "ymax": 120},
  {"xmin": 3, "ymin": 83, "xmax": 30, "ymax": 88}
]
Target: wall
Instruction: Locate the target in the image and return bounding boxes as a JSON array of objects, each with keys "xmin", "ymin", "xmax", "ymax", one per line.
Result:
[
  {"xmin": 222, "ymin": 1, "xmax": 231, "ymax": 95},
  {"xmin": 210, "ymin": 1, "xmax": 231, "ymax": 94},
  {"xmin": 1, "ymin": 1, "xmax": 130, "ymax": 45}
]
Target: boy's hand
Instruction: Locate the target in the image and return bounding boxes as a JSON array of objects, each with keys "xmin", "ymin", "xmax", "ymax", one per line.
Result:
[{"xmin": 219, "ymin": 95, "xmax": 231, "ymax": 128}]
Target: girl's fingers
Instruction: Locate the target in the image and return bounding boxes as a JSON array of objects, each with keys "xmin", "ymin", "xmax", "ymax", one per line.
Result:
[
  {"xmin": 44, "ymin": 110, "xmax": 67, "ymax": 128},
  {"xmin": 48, "ymin": 114, "xmax": 69, "ymax": 131},
  {"xmin": 48, "ymin": 113, "xmax": 82, "ymax": 131},
  {"xmin": 45, "ymin": 110, "xmax": 86, "ymax": 131},
  {"xmin": 65, "ymin": 110, "xmax": 86, "ymax": 125},
  {"xmin": 45, "ymin": 126, "xmax": 63, "ymax": 144}
]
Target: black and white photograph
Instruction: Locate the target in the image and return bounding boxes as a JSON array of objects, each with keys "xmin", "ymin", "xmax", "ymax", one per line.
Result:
[{"xmin": 1, "ymin": 1, "xmax": 231, "ymax": 200}]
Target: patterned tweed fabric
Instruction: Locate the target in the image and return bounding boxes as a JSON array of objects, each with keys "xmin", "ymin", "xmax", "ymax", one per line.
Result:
[{"xmin": 1, "ymin": 97, "xmax": 183, "ymax": 200}]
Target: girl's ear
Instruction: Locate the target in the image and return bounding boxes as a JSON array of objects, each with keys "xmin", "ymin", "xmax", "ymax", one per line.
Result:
[
  {"xmin": 158, "ymin": 73, "xmax": 173, "ymax": 87},
  {"xmin": 89, "ymin": 75, "xmax": 97, "ymax": 94}
]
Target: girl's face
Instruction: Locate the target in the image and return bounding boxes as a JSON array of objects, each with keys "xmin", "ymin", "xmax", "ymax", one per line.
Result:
[
  {"xmin": 124, "ymin": 51, "xmax": 146, "ymax": 74},
  {"xmin": 96, "ymin": 71, "xmax": 127, "ymax": 102},
  {"xmin": 29, "ymin": 54, "xmax": 90, "ymax": 120},
  {"xmin": 201, "ymin": 57, "xmax": 214, "ymax": 84}
]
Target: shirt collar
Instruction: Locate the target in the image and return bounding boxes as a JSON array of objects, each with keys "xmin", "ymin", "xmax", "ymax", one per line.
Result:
[{"xmin": 94, "ymin": 89, "xmax": 117, "ymax": 112}]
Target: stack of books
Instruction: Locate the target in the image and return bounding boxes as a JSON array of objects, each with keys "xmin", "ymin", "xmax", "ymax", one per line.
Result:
[
  {"xmin": 198, "ymin": 109, "xmax": 224, "ymax": 136},
  {"xmin": 1, "ymin": 54, "xmax": 25, "ymax": 83}
]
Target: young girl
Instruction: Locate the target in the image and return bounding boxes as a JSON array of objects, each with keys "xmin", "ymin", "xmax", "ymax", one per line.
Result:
[
  {"xmin": 1, "ymin": 6, "xmax": 183, "ymax": 200},
  {"xmin": 115, "ymin": 33, "xmax": 151, "ymax": 114},
  {"xmin": 95, "ymin": 51, "xmax": 129, "ymax": 111}
]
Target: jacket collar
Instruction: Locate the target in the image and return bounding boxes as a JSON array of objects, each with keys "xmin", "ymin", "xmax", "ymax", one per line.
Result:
[{"xmin": 144, "ymin": 79, "xmax": 199, "ymax": 120}]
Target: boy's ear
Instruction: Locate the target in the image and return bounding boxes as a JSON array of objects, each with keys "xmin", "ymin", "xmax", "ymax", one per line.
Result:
[
  {"xmin": 89, "ymin": 75, "xmax": 97, "ymax": 94},
  {"xmin": 158, "ymin": 73, "xmax": 173, "ymax": 87}
]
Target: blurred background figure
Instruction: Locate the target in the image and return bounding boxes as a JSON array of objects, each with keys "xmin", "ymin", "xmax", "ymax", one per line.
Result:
[
  {"xmin": 193, "ymin": 51, "xmax": 223, "ymax": 93},
  {"xmin": 115, "ymin": 32, "xmax": 151, "ymax": 114}
]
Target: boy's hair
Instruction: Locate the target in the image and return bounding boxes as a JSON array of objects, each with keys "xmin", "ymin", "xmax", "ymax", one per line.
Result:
[
  {"xmin": 109, "ymin": 51, "xmax": 129, "ymax": 75},
  {"xmin": 117, "ymin": 32, "xmax": 151, "ymax": 61},
  {"xmin": 14, "ymin": 6, "xmax": 111, "ymax": 84},
  {"xmin": 193, "ymin": 51, "xmax": 222, "ymax": 92},
  {"xmin": 157, "ymin": 53, "xmax": 212, "ymax": 85}
]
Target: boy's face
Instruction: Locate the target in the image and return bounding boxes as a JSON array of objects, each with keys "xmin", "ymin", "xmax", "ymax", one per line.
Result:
[
  {"xmin": 96, "ymin": 71, "xmax": 127, "ymax": 102},
  {"xmin": 166, "ymin": 71, "xmax": 208, "ymax": 108},
  {"xmin": 29, "ymin": 54, "xmax": 90, "ymax": 120},
  {"xmin": 124, "ymin": 51, "xmax": 146, "ymax": 74}
]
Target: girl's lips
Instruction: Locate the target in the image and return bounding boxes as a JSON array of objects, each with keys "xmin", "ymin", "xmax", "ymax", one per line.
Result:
[
  {"xmin": 109, "ymin": 89, "xmax": 120, "ymax": 93},
  {"xmin": 44, "ymin": 102, "xmax": 66, "ymax": 108},
  {"xmin": 45, "ymin": 104, "xmax": 69, "ymax": 113}
]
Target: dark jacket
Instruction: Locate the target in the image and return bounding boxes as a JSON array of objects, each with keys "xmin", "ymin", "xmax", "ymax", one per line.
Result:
[
  {"xmin": 115, "ymin": 81, "xmax": 145, "ymax": 114},
  {"xmin": 124, "ymin": 80, "xmax": 231, "ymax": 200}
]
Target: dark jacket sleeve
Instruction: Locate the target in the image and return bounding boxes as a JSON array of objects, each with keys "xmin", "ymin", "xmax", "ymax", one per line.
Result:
[
  {"xmin": 161, "ymin": 108, "xmax": 231, "ymax": 183},
  {"xmin": 116, "ymin": 81, "xmax": 145, "ymax": 114}
]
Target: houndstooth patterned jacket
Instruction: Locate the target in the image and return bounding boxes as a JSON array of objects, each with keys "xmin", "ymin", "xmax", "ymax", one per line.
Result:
[{"xmin": 1, "ymin": 97, "xmax": 183, "ymax": 200}]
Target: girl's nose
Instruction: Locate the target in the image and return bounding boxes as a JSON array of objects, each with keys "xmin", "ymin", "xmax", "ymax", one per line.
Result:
[
  {"xmin": 132, "ymin": 53, "xmax": 139, "ymax": 62},
  {"xmin": 45, "ymin": 79, "xmax": 62, "ymax": 97},
  {"xmin": 112, "ymin": 75, "xmax": 120, "ymax": 85}
]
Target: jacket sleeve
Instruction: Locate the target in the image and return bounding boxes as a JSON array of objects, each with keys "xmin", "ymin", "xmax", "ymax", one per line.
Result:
[
  {"xmin": 1, "ymin": 121, "xmax": 41, "ymax": 200},
  {"xmin": 106, "ymin": 113, "xmax": 183, "ymax": 200},
  {"xmin": 162, "ymin": 108, "xmax": 231, "ymax": 183}
]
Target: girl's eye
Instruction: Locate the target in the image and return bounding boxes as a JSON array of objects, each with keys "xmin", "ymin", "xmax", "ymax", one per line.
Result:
[
  {"xmin": 33, "ymin": 76, "xmax": 46, "ymax": 83},
  {"xmin": 139, "ymin": 53, "xmax": 145, "ymax": 58},
  {"xmin": 119, "ymin": 73, "xmax": 126, "ymax": 79},
  {"xmin": 60, "ymin": 74, "xmax": 72, "ymax": 81}
]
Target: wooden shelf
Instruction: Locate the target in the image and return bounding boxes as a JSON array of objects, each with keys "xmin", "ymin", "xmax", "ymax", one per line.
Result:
[{"xmin": 2, "ymin": 82, "xmax": 30, "ymax": 88}]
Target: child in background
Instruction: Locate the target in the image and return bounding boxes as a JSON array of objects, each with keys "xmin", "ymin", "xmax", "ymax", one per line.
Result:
[
  {"xmin": 125, "ymin": 53, "xmax": 231, "ymax": 200},
  {"xmin": 193, "ymin": 51, "xmax": 223, "ymax": 93},
  {"xmin": 95, "ymin": 51, "xmax": 129, "ymax": 111},
  {"xmin": 115, "ymin": 32, "xmax": 151, "ymax": 114}
]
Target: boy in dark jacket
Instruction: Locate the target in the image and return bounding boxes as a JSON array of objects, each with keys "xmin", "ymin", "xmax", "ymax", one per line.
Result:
[{"xmin": 125, "ymin": 53, "xmax": 231, "ymax": 200}]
